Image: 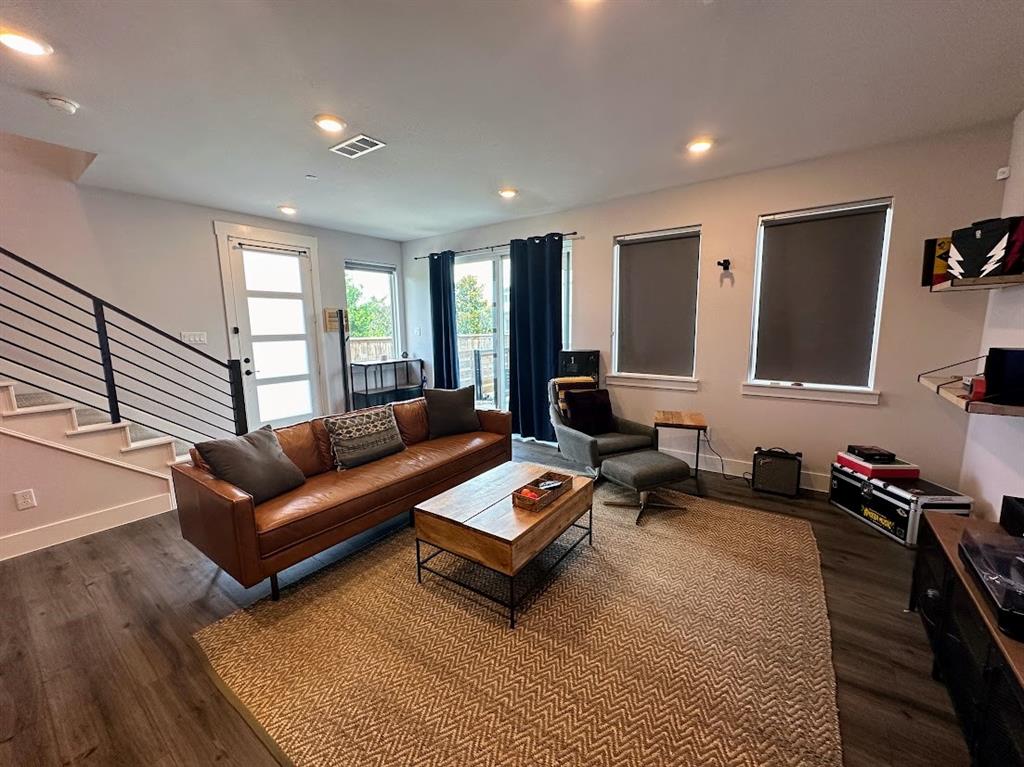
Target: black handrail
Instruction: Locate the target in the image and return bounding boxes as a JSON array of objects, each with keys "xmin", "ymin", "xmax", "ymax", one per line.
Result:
[{"xmin": 0, "ymin": 246, "xmax": 249, "ymax": 442}]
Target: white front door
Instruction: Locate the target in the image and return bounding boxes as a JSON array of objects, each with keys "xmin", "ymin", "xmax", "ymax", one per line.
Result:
[{"xmin": 226, "ymin": 240, "xmax": 322, "ymax": 428}]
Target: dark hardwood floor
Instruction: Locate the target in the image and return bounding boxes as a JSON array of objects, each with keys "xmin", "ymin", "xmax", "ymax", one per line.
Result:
[{"xmin": 1, "ymin": 441, "xmax": 967, "ymax": 766}]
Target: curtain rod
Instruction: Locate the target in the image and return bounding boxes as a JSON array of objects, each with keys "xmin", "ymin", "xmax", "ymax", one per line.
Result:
[{"xmin": 413, "ymin": 231, "xmax": 580, "ymax": 260}]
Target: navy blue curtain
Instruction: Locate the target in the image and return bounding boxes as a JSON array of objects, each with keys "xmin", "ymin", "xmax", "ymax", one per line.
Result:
[
  {"xmin": 428, "ymin": 250, "xmax": 459, "ymax": 388},
  {"xmin": 509, "ymin": 233, "xmax": 563, "ymax": 441}
]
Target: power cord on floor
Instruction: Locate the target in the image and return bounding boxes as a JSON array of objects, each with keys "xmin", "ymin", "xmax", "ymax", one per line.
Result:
[{"xmin": 702, "ymin": 433, "xmax": 752, "ymax": 487}]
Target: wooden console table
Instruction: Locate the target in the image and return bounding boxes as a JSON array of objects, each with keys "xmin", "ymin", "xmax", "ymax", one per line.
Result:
[{"xmin": 909, "ymin": 513, "xmax": 1024, "ymax": 765}]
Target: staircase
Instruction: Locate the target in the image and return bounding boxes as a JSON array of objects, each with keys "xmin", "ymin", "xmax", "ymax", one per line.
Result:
[{"xmin": 0, "ymin": 246, "xmax": 249, "ymax": 558}]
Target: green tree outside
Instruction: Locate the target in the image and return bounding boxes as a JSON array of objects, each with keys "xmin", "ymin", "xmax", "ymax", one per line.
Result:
[
  {"xmin": 455, "ymin": 274, "xmax": 492, "ymax": 335},
  {"xmin": 346, "ymin": 280, "xmax": 393, "ymax": 337}
]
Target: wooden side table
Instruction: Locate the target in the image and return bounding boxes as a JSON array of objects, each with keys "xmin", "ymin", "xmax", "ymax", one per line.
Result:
[{"xmin": 654, "ymin": 410, "xmax": 708, "ymax": 496}]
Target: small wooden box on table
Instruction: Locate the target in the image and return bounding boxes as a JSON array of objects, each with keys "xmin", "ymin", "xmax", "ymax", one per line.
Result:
[{"xmin": 414, "ymin": 462, "xmax": 594, "ymax": 628}]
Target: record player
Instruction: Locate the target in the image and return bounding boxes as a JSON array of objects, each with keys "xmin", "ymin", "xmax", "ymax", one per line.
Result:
[{"xmin": 958, "ymin": 527, "xmax": 1024, "ymax": 639}]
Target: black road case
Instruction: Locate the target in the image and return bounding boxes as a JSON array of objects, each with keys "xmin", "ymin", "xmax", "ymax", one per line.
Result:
[{"xmin": 829, "ymin": 462, "xmax": 972, "ymax": 545}]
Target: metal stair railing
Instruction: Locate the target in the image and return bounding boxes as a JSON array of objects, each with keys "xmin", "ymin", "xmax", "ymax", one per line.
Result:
[{"xmin": 0, "ymin": 245, "xmax": 247, "ymax": 445}]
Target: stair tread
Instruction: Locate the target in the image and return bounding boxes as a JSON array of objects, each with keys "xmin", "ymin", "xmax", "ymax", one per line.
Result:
[
  {"xmin": 3, "ymin": 403, "xmax": 77, "ymax": 415},
  {"xmin": 122, "ymin": 437, "xmax": 176, "ymax": 452},
  {"xmin": 68, "ymin": 422, "xmax": 129, "ymax": 435}
]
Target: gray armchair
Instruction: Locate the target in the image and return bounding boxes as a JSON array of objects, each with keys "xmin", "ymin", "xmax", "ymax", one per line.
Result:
[{"xmin": 548, "ymin": 380, "xmax": 657, "ymax": 474}]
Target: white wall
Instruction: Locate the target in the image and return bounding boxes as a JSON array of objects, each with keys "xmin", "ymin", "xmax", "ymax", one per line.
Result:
[
  {"xmin": 959, "ymin": 110, "xmax": 1024, "ymax": 520},
  {"xmin": 0, "ymin": 132, "xmax": 403, "ymax": 415},
  {"xmin": 403, "ymin": 123, "xmax": 1012, "ymax": 492}
]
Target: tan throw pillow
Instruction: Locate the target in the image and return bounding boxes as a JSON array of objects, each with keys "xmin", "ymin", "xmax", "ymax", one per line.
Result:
[{"xmin": 323, "ymin": 405, "xmax": 406, "ymax": 469}]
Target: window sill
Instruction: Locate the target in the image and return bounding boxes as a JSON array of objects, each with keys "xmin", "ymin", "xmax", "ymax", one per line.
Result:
[
  {"xmin": 606, "ymin": 373, "xmax": 700, "ymax": 392},
  {"xmin": 741, "ymin": 382, "xmax": 880, "ymax": 405}
]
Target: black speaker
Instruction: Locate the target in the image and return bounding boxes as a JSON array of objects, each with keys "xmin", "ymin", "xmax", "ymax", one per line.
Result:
[
  {"xmin": 752, "ymin": 447, "xmax": 802, "ymax": 497},
  {"xmin": 983, "ymin": 348, "xmax": 1024, "ymax": 405},
  {"xmin": 1001, "ymin": 496, "xmax": 1024, "ymax": 537},
  {"xmin": 558, "ymin": 349, "xmax": 599, "ymax": 379}
]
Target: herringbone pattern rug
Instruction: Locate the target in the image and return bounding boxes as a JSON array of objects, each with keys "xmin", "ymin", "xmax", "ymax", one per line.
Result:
[{"xmin": 196, "ymin": 484, "xmax": 841, "ymax": 767}]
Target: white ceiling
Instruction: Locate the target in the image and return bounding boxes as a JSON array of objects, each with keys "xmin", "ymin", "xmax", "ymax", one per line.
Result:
[{"xmin": 1, "ymin": 0, "xmax": 1022, "ymax": 241}]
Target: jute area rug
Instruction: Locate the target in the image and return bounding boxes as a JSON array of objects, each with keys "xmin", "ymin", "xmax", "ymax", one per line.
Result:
[{"xmin": 195, "ymin": 483, "xmax": 842, "ymax": 767}]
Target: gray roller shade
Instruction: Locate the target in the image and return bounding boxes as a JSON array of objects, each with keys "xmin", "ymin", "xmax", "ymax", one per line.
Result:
[
  {"xmin": 616, "ymin": 232, "xmax": 700, "ymax": 377},
  {"xmin": 753, "ymin": 205, "xmax": 888, "ymax": 387}
]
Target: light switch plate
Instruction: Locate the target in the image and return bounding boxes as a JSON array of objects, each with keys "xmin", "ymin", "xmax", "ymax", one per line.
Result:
[
  {"xmin": 180, "ymin": 331, "xmax": 208, "ymax": 345},
  {"xmin": 996, "ymin": 166, "xmax": 1010, "ymax": 181},
  {"xmin": 14, "ymin": 489, "xmax": 36, "ymax": 510}
]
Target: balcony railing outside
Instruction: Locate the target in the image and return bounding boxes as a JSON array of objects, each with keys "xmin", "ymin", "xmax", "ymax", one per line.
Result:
[{"xmin": 349, "ymin": 336, "xmax": 395, "ymax": 363}]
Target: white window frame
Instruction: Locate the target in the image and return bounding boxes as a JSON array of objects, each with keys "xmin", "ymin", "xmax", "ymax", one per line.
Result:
[
  {"xmin": 743, "ymin": 198, "xmax": 893, "ymax": 405},
  {"xmin": 344, "ymin": 260, "xmax": 404, "ymax": 359},
  {"xmin": 608, "ymin": 225, "xmax": 701, "ymax": 392}
]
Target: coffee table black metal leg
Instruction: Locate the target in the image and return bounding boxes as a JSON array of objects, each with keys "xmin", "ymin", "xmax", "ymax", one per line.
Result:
[
  {"xmin": 588, "ymin": 505, "xmax": 594, "ymax": 545},
  {"xmin": 508, "ymin": 573, "xmax": 516, "ymax": 629},
  {"xmin": 415, "ymin": 538, "xmax": 422, "ymax": 584}
]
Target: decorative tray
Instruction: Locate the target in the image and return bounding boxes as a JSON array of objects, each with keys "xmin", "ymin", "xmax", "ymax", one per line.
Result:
[{"xmin": 511, "ymin": 471, "xmax": 573, "ymax": 511}]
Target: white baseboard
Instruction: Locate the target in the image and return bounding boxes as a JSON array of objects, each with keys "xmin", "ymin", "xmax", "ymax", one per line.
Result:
[
  {"xmin": 661, "ymin": 447, "xmax": 830, "ymax": 494},
  {"xmin": 0, "ymin": 493, "xmax": 172, "ymax": 561}
]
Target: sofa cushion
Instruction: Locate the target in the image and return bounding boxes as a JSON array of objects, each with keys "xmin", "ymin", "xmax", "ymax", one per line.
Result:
[
  {"xmin": 194, "ymin": 426, "xmax": 306, "ymax": 504},
  {"xmin": 565, "ymin": 389, "xmax": 615, "ymax": 436},
  {"xmin": 310, "ymin": 417, "xmax": 334, "ymax": 468},
  {"xmin": 255, "ymin": 431, "xmax": 506, "ymax": 556},
  {"xmin": 274, "ymin": 420, "xmax": 331, "ymax": 477},
  {"xmin": 323, "ymin": 405, "xmax": 405, "ymax": 469},
  {"xmin": 393, "ymin": 397, "xmax": 429, "ymax": 445},
  {"xmin": 424, "ymin": 386, "xmax": 480, "ymax": 438},
  {"xmin": 594, "ymin": 432, "xmax": 654, "ymax": 456}
]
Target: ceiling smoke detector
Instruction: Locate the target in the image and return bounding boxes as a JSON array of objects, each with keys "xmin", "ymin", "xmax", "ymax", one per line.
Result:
[
  {"xmin": 44, "ymin": 94, "xmax": 79, "ymax": 115},
  {"xmin": 329, "ymin": 134, "xmax": 386, "ymax": 159}
]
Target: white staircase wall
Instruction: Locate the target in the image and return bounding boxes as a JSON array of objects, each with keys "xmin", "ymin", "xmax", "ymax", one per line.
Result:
[{"xmin": 0, "ymin": 429, "xmax": 172, "ymax": 559}]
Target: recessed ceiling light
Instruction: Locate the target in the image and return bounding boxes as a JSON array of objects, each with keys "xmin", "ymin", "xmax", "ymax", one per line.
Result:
[
  {"xmin": 278, "ymin": 205, "xmax": 298, "ymax": 216},
  {"xmin": 687, "ymin": 138, "xmax": 714, "ymax": 154},
  {"xmin": 498, "ymin": 188, "xmax": 518, "ymax": 199},
  {"xmin": 0, "ymin": 30, "xmax": 54, "ymax": 56},
  {"xmin": 305, "ymin": 174, "xmax": 319, "ymax": 181},
  {"xmin": 313, "ymin": 114, "xmax": 346, "ymax": 133}
]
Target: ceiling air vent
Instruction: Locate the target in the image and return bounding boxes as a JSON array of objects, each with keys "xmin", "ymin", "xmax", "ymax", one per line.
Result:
[{"xmin": 329, "ymin": 134, "xmax": 386, "ymax": 159}]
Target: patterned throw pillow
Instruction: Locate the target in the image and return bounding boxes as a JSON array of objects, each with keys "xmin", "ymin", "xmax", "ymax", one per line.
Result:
[{"xmin": 323, "ymin": 405, "xmax": 405, "ymax": 469}]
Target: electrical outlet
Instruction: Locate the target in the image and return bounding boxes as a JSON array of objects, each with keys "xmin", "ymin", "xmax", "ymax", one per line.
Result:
[
  {"xmin": 14, "ymin": 489, "xmax": 36, "ymax": 510},
  {"xmin": 180, "ymin": 331, "xmax": 208, "ymax": 345}
]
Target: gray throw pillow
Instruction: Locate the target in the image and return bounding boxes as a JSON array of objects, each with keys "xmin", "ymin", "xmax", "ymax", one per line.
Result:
[
  {"xmin": 323, "ymin": 404, "xmax": 405, "ymax": 469},
  {"xmin": 194, "ymin": 426, "xmax": 305, "ymax": 504},
  {"xmin": 424, "ymin": 386, "xmax": 481, "ymax": 439}
]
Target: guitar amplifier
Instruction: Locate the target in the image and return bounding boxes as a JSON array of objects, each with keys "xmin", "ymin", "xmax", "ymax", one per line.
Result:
[
  {"xmin": 558, "ymin": 349, "xmax": 599, "ymax": 379},
  {"xmin": 752, "ymin": 447, "xmax": 802, "ymax": 497}
]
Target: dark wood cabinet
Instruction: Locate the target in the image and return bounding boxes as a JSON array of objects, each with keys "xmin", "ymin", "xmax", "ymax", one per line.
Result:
[{"xmin": 910, "ymin": 514, "xmax": 1024, "ymax": 766}]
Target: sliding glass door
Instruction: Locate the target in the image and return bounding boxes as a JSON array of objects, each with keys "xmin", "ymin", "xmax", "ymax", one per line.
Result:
[{"xmin": 454, "ymin": 244, "xmax": 570, "ymax": 410}]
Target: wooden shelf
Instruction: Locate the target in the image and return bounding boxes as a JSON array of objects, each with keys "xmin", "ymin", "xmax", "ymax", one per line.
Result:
[
  {"xmin": 918, "ymin": 374, "xmax": 1024, "ymax": 416},
  {"xmin": 930, "ymin": 273, "xmax": 1024, "ymax": 292}
]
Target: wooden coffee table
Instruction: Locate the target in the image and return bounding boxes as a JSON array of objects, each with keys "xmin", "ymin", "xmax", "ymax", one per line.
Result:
[{"xmin": 413, "ymin": 462, "xmax": 594, "ymax": 628}]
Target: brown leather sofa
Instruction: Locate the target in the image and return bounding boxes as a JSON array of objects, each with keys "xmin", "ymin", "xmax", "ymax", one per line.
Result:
[{"xmin": 171, "ymin": 400, "xmax": 512, "ymax": 598}]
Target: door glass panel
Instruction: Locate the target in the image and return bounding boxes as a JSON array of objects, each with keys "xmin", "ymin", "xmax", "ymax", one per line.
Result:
[
  {"xmin": 252, "ymin": 340, "xmax": 309, "ymax": 380},
  {"xmin": 501, "ymin": 256, "xmax": 511, "ymax": 411},
  {"xmin": 242, "ymin": 249, "xmax": 303, "ymax": 293},
  {"xmin": 454, "ymin": 259, "xmax": 496, "ymax": 408},
  {"xmin": 256, "ymin": 380, "xmax": 312, "ymax": 422},
  {"xmin": 248, "ymin": 297, "xmax": 306, "ymax": 335}
]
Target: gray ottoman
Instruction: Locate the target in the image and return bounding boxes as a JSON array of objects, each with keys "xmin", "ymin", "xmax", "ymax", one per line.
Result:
[{"xmin": 601, "ymin": 450, "xmax": 691, "ymax": 525}]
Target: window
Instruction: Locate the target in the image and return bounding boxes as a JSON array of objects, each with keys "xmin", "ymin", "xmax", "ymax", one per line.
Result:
[
  {"xmin": 344, "ymin": 262, "xmax": 400, "ymax": 363},
  {"xmin": 454, "ymin": 242, "xmax": 571, "ymax": 410},
  {"xmin": 612, "ymin": 227, "xmax": 700, "ymax": 379},
  {"xmin": 748, "ymin": 199, "xmax": 891, "ymax": 394}
]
